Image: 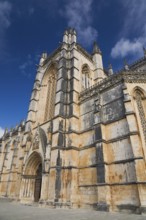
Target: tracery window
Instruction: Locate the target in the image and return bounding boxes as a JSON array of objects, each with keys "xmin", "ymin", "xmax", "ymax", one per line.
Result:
[
  {"xmin": 135, "ymin": 90, "xmax": 146, "ymax": 143},
  {"xmin": 12, "ymin": 141, "xmax": 18, "ymax": 167},
  {"xmin": 81, "ymin": 65, "xmax": 91, "ymax": 90},
  {"xmin": 44, "ymin": 64, "xmax": 57, "ymax": 122}
]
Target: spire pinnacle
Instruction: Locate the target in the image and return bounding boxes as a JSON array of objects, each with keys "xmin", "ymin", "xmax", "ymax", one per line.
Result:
[
  {"xmin": 92, "ymin": 41, "xmax": 102, "ymax": 55},
  {"xmin": 108, "ymin": 64, "xmax": 113, "ymax": 76},
  {"xmin": 124, "ymin": 59, "xmax": 129, "ymax": 71},
  {"xmin": 63, "ymin": 28, "xmax": 77, "ymax": 44}
]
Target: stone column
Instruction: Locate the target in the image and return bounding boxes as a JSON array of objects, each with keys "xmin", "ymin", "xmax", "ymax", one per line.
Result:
[
  {"xmin": 19, "ymin": 178, "xmax": 25, "ymax": 199},
  {"xmin": 27, "ymin": 179, "xmax": 31, "ymax": 197},
  {"xmin": 92, "ymin": 42, "xmax": 106, "ymax": 83},
  {"xmin": 40, "ymin": 173, "xmax": 49, "ymax": 202}
]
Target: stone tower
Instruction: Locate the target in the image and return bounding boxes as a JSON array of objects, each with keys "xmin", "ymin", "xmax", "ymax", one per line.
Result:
[{"xmin": 0, "ymin": 28, "xmax": 146, "ymax": 214}]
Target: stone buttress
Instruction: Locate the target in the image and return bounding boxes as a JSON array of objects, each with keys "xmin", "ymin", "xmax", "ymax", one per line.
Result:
[{"xmin": 0, "ymin": 29, "xmax": 146, "ymax": 214}]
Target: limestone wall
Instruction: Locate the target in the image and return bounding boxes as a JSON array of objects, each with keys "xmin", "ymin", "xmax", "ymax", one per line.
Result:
[{"xmin": 0, "ymin": 29, "xmax": 146, "ymax": 214}]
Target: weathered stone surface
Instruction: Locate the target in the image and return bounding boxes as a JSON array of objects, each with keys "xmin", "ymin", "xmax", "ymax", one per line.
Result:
[{"xmin": 0, "ymin": 29, "xmax": 146, "ymax": 215}]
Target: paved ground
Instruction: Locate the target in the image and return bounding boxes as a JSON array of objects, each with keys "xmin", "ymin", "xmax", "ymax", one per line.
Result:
[{"xmin": 0, "ymin": 200, "xmax": 146, "ymax": 220}]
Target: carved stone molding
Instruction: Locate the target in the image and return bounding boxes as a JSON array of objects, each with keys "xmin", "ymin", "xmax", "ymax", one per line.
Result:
[
  {"xmin": 79, "ymin": 71, "xmax": 146, "ymax": 102},
  {"xmin": 135, "ymin": 92, "xmax": 146, "ymax": 143},
  {"xmin": 32, "ymin": 129, "xmax": 39, "ymax": 150}
]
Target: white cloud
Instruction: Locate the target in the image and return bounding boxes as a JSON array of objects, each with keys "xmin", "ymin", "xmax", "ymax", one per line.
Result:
[
  {"xmin": 0, "ymin": 1, "xmax": 11, "ymax": 30},
  {"xmin": 61, "ymin": 0, "xmax": 98, "ymax": 46},
  {"xmin": 111, "ymin": 0, "xmax": 146, "ymax": 59},
  {"xmin": 0, "ymin": 1, "xmax": 12, "ymax": 54},
  {"xmin": 111, "ymin": 38, "xmax": 144, "ymax": 59},
  {"xmin": 0, "ymin": 127, "xmax": 4, "ymax": 138},
  {"xmin": 121, "ymin": 0, "xmax": 146, "ymax": 35}
]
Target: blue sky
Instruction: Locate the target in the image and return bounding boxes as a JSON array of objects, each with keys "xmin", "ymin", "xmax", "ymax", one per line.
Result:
[{"xmin": 0, "ymin": 0, "xmax": 146, "ymax": 136}]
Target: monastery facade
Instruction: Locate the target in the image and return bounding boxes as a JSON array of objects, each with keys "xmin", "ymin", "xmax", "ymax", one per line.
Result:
[{"xmin": 0, "ymin": 29, "xmax": 146, "ymax": 214}]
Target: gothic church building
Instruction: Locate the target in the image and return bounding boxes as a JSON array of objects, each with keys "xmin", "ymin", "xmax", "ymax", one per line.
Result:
[{"xmin": 0, "ymin": 29, "xmax": 146, "ymax": 214}]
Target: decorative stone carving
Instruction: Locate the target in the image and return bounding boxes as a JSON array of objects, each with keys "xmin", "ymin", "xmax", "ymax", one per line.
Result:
[
  {"xmin": 81, "ymin": 64, "xmax": 91, "ymax": 90},
  {"xmin": 44, "ymin": 65, "xmax": 57, "ymax": 122},
  {"xmin": 135, "ymin": 92, "xmax": 146, "ymax": 143},
  {"xmin": 93, "ymin": 98, "xmax": 101, "ymax": 113},
  {"xmin": 79, "ymin": 71, "xmax": 146, "ymax": 102},
  {"xmin": 1, "ymin": 29, "xmax": 146, "ymax": 214},
  {"xmin": 33, "ymin": 129, "xmax": 40, "ymax": 150}
]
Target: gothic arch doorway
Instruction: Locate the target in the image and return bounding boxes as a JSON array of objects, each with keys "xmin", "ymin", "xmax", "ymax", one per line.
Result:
[
  {"xmin": 34, "ymin": 164, "xmax": 42, "ymax": 202},
  {"xmin": 21, "ymin": 152, "xmax": 43, "ymax": 203}
]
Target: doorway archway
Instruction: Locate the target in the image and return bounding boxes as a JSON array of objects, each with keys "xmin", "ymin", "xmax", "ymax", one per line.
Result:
[
  {"xmin": 34, "ymin": 164, "xmax": 42, "ymax": 202},
  {"xmin": 21, "ymin": 152, "xmax": 43, "ymax": 203}
]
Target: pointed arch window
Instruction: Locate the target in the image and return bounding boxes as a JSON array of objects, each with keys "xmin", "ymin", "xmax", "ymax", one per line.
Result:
[
  {"xmin": 81, "ymin": 64, "xmax": 91, "ymax": 90},
  {"xmin": 44, "ymin": 64, "xmax": 57, "ymax": 122},
  {"xmin": 135, "ymin": 89, "xmax": 146, "ymax": 143}
]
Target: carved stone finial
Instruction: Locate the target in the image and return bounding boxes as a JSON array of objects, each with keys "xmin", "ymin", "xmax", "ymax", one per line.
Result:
[
  {"xmin": 3, "ymin": 128, "xmax": 9, "ymax": 139},
  {"xmin": 39, "ymin": 52, "xmax": 47, "ymax": 66},
  {"xmin": 64, "ymin": 29, "xmax": 68, "ymax": 35},
  {"xmin": 21, "ymin": 120, "xmax": 25, "ymax": 126},
  {"xmin": 108, "ymin": 64, "xmax": 114, "ymax": 76},
  {"xmin": 41, "ymin": 52, "xmax": 47, "ymax": 59},
  {"xmin": 10, "ymin": 130, "xmax": 12, "ymax": 137},
  {"xmin": 64, "ymin": 28, "xmax": 76, "ymax": 36},
  {"xmin": 15, "ymin": 124, "xmax": 18, "ymax": 131},
  {"xmin": 4, "ymin": 128, "xmax": 8, "ymax": 135},
  {"xmin": 67, "ymin": 27, "xmax": 73, "ymax": 35},
  {"xmin": 124, "ymin": 59, "xmax": 129, "ymax": 71},
  {"xmin": 18, "ymin": 126, "xmax": 21, "ymax": 132},
  {"xmin": 73, "ymin": 28, "xmax": 77, "ymax": 35},
  {"xmin": 92, "ymin": 41, "xmax": 102, "ymax": 55},
  {"xmin": 63, "ymin": 28, "xmax": 77, "ymax": 44}
]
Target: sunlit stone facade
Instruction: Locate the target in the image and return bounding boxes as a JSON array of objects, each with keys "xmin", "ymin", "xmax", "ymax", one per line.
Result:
[{"xmin": 0, "ymin": 29, "xmax": 146, "ymax": 214}]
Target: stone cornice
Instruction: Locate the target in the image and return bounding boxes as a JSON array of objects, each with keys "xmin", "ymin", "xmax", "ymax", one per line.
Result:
[
  {"xmin": 123, "ymin": 71, "xmax": 146, "ymax": 83},
  {"xmin": 79, "ymin": 70, "xmax": 146, "ymax": 103}
]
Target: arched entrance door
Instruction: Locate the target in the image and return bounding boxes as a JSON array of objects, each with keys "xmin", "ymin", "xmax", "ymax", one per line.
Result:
[
  {"xmin": 20, "ymin": 152, "xmax": 43, "ymax": 203},
  {"xmin": 34, "ymin": 164, "xmax": 42, "ymax": 202}
]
